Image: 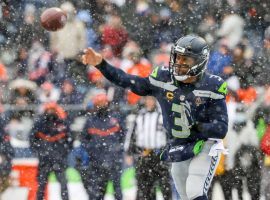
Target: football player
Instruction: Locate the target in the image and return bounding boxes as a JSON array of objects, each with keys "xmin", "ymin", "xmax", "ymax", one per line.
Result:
[{"xmin": 82, "ymin": 35, "xmax": 228, "ymax": 200}]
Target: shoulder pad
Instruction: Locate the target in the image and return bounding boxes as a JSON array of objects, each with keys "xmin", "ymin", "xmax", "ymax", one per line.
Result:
[
  {"xmin": 150, "ymin": 66, "xmax": 171, "ymax": 82},
  {"xmin": 208, "ymin": 74, "xmax": 227, "ymax": 95},
  {"xmin": 196, "ymin": 74, "xmax": 227, "ymax": 100}
]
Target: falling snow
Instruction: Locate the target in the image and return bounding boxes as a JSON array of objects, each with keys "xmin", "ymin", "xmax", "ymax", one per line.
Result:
[{"xmin": 0, "ymin": 0, "xmax": 270, "ymax": 200}]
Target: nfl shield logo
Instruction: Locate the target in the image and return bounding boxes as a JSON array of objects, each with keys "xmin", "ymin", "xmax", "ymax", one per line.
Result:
[{"xmin": 195, "ymin": 97, "xmax": 202, "ymax": 106}]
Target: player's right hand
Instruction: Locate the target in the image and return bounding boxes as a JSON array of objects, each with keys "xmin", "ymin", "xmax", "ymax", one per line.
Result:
[{"xmin": 82, "ymin": 48, "xmax": 103, "ymax": 67}]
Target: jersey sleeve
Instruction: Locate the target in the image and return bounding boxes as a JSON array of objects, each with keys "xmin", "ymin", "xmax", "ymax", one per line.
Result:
[
  {"xmin": 96, "ymin": 60, "xmax": 153, "ymax": 96},
  {"xmin": 200, "ymin": 76, "xmax": 228, "ymax": 139}
]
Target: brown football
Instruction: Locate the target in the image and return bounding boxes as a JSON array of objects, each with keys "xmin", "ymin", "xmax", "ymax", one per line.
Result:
[{"xmin": 40, "ymin": 7, "xmax": 67, "ymax": 32}]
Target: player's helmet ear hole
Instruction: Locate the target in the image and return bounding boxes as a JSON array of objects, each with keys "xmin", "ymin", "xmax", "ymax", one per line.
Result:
[{"xmin": 186, "ymin": 46, "xmax": 192, "ymax": 52}]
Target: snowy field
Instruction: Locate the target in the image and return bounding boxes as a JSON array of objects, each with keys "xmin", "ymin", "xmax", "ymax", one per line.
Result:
[
  {"xmin": 2, "ymin": 159, "xmax": 264, "ymax": 200},
  {"xmin": 1, "ymin": 181, "xmax": 264, "ymax": 200}
]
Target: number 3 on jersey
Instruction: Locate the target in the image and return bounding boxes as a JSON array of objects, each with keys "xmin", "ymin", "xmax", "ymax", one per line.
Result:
[{"xmin": 171, "ymin": 102, "xmax": 193, "ymax": 138}]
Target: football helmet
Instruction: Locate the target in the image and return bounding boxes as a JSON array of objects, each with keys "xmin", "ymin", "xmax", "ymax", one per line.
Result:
[{"xmin": 169, "ymin": 35, "xmax": 210, "ymax": 81}]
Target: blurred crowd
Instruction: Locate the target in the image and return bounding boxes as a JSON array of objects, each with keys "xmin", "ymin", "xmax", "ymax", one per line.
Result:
[{"xmin": 1, "ymin": 0, "xmax": 270, "ymax": 199}]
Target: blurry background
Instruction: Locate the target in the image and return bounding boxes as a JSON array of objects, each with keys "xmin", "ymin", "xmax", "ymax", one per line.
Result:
[{"xmin": 0, "ymin": 0, "xmax": 270, "ymax": 199}]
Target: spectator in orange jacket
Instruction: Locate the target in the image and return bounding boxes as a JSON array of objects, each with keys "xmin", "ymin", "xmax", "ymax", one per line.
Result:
[{"xmin": 126, "ymin": 50, "xmax": 152, "ymax": 105}]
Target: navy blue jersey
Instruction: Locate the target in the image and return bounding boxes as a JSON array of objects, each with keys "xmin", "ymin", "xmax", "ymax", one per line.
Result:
[
  {"xmin": 81, "ymin": 112, "xmax": 125, "ymax": 164},
  {"xmin": 30, "ymin": 115, "xmax": 72, "ymax": 157},
  {"xmin": 97, "ymin": 60, "xmax": 228, "ymax": 146}
]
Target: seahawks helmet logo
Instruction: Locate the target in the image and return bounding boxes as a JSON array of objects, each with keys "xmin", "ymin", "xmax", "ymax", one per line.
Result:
[{"xmin": 175, "ymin": 46, "xmax": 186, "ymax": 53}]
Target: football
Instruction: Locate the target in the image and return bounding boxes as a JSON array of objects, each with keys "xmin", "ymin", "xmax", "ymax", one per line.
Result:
[{"xmin": 40, "ymin": 7, "xmax": 67, "ymax": 31}]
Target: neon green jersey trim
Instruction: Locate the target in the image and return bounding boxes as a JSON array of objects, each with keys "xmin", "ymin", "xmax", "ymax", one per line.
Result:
[
  {"xmin": 218, "ymin": 82, "xmax": 228, "ymax": 95},
  {"xmin": 150, "ymin": 67, "xmax": 159, "ymax": 78},
  {"xmin": 193, "ymin": 140, "xmax": 205, "ymax": 155}
]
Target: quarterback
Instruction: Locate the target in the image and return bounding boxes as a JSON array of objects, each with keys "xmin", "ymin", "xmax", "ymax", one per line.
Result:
[{"xmin": 82, "ymin": 35, "xmax": 228, "ymax": 200}]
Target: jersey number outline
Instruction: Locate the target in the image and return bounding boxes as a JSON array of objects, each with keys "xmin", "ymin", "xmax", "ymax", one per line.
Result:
[{"xmin": 171, "ymin": 102, "xmax": 193, "ymax": 138}]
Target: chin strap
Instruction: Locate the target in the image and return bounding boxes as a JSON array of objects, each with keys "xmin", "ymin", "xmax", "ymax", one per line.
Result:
[
  {"xmin": 174, "ymin": 69, "xmax": 205, "ymax": 82},
  {"xmin": 174, "ymin": 75, "xmax": 190, "ymax": 81}
]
